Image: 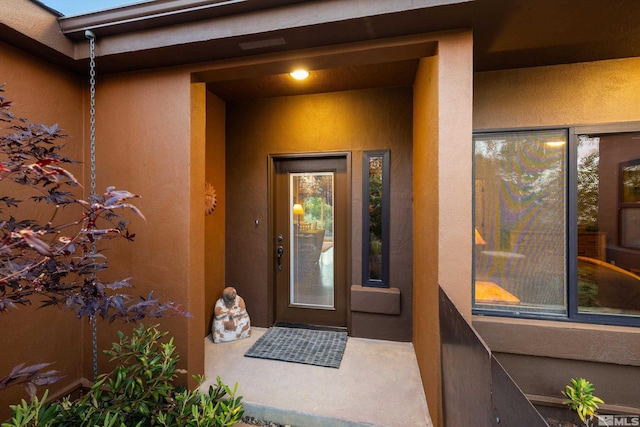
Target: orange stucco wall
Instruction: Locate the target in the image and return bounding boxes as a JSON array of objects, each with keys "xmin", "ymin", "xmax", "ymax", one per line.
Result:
[
  {"xmin": 474, "ymin": 56, "xmax": 640, "ymax": 129},
  {"xmin": 89, "ymin": 69, "xmax": 205, "ymax": 385},
  {"xmin": 413, "ymin": 54, "xmax": 441, "ymax": 427},
  {"xmin": 435, "ymin": 32, "xmax": 474, "ymax": 316},
  {"xmin": 412, "ymin": 30, "xmax": 473, "ymax": 427},
  {"xmin": 0, "ymin": 41, "xmax": 85, "ymax": 416},
  {"xmin": 204, "ymin": 90, "xmax": 226, "ymax": 336}
]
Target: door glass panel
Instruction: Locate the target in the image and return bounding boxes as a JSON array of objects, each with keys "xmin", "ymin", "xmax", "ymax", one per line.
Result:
[{"xmin": 289, "ymin": 172, "xmax": 334, "ymax": 308}]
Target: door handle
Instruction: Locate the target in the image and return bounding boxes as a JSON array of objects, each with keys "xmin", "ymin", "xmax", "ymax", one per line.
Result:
[{"xmin": 277, "ymin": 245, "xmax": 284, "ymax": 271}]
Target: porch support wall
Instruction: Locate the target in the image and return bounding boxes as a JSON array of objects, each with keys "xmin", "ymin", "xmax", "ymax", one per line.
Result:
[
  {"xmin": 412, "ymin": 30, "xmax": 474, "ymax": 427},
  {"xmin": 188, "ymin": 82, "xmax": 207, "ymax": 388},
  {"xmin": 204, "ymin": 90, "xmax": 227, "ymax": 337},
  {"xmin": 92, "ymin": 70, "xmax": 205, "ymax": 388}
]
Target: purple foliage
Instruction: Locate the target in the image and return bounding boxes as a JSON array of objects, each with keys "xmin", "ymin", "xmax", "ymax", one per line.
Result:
[{"xmin": 0, "ymin": 362, "xmax": 65, "ymax": 399}]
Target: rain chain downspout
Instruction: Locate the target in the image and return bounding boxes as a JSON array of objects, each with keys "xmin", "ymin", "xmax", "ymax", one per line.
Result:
[{"xmin": 85, "ymin": 29, "xmax": 99, "ymax": 383}]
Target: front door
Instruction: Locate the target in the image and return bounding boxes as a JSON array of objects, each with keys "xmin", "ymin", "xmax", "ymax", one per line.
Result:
[{"xmin": 272, "ymin": 155, "xmax": 349, "ymax": 327}]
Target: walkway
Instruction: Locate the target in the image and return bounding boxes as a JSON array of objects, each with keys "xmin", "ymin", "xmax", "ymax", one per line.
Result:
[{"xmin": 202, "ymin": 327, "xmax": 432, "ymax": 427}]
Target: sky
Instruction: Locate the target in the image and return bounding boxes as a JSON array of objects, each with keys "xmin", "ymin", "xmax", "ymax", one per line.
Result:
[{"xmin": 40, "ymin": 0, "xmax": 146, "ymax": 16}]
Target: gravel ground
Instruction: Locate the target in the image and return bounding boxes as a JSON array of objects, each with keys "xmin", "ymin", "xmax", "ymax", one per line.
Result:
[{"xmin": 238, "ymin": 416, "xmax": 288, "ymax": 427}]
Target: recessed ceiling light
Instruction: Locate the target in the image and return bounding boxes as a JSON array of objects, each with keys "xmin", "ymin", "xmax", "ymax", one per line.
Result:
[{"xmin": 290, "ymin": 69, "xmax": 309, "ymax": 80}]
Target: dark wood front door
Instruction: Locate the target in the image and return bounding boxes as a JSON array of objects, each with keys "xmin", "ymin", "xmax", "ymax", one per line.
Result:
[{"xmin": 271, "ymin": 155, "xmax": 349, "ymax": 327}]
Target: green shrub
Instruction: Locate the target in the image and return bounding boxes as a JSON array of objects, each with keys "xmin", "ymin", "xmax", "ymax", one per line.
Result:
[
  {"xmin": 3, "ymin": 324, "xmax": 243, "ymax": 427},
  {"xmin": 562, "ymin": 377, "xmax": 604, "ymax": 423}
]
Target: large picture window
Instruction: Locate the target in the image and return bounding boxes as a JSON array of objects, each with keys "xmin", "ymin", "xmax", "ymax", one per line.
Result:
[{"xmin": 473, "ymin": 128, "xmax": 640, "ymax": 326}]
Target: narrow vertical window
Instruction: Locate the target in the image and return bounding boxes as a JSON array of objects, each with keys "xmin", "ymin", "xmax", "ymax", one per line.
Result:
[{"xmin": 363, "ymin": 150, "xmax": 390, "ymax": 287}]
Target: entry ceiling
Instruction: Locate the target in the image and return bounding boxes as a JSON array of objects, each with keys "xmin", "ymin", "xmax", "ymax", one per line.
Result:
[{"xmin": 206, "ymin": 60, "xmax": 421, "ymax": 102}]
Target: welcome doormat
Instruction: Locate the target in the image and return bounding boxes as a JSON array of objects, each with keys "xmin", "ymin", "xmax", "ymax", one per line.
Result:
[{"xmin": 244, "ymin": 327, "xmax": 348, "ymax": 368}]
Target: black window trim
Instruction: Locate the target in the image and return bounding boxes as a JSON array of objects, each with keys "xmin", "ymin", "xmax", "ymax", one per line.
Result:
[{"xmin": 362, "ymin": 149, "xmax": 390, "ymax": 288}]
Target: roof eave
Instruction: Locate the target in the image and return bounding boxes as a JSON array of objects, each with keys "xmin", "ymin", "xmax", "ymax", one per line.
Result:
[{"xmin": 58, "ymin": 0, "xmax": 472, "ymax": 41}]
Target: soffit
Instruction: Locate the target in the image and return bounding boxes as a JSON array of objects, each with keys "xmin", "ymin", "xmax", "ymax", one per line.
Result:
[
  {"xmin": 206, "ymin": 59, "xmax": 421, "ymax": 102},
  {"xmin": 472, "ymin": 0, "xmax": 640, "ymax": 71},
  {"xmin": 7, "ymin": 0, "xmax": 640, "ymax": 96},
  {"xmin": 58, "ymin": 0, "xmax": 472, "ymax": 74},
  {"xmin": 51, "ymin": 0, "xmax": 640, "ymax": 74},
  {"xmin": 57, "ymin": 0, "xmax": 316, "ymax": 40}
]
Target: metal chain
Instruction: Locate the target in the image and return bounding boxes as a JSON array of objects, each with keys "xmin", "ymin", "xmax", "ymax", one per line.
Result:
[
  {"xmin": 89, "ymin": 35, "xmax": 96, "ymax": 199},
  {"xmin": 85, "ymin": 30, "xmax": 98, "ymax": 384}
]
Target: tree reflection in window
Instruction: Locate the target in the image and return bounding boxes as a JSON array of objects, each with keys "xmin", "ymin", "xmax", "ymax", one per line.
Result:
[{"xmin": 577, "ymin": 135, "xmax": 599, "ymax": 231}]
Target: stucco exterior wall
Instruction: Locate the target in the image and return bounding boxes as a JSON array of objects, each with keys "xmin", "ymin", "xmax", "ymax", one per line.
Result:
[
  {"xmin": 93, "ymin": 69, "xmax": 204, "ymax": 387},
  {"xmin": 224, "ymin": 86, "xmax": 414, "ymax": 341},
  {"xmin": 205, "ymin": 91, "xmax": 226, "ymax": 336},
  {"xmin": 0, "ymin": 0, "xmax": 74, "ymax": 57},
  {"xmin": 436, "ymin": 32, "xmax": 474, "ymax": 315},
  {"xmin": 474, "ymin": 57, "xmax": 640, "ymax": 129},
  {"xmin": 413, "ymin": 54, "xmax": 441, "ymax": 427},
  {"xmin": 473, "ymin": 57, "xmax": 640, "ymax": 410},
  {"xmin": 0, "ymin": 41, "xmax": 84, "ymax": 416},
  {"xmin": 412, "ymin": 30, "xmax": 474, "ymax": 427}
]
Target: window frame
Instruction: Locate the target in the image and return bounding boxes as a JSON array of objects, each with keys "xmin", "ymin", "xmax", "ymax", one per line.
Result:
[
  {"xmin": 473, "ymin": 124, "xmax": 640, "ymax": 328},
  {"xmin": 362, "ymin": 150, "xmax": 390, "ymax": 288},
  {"xmin": 618, "ymin": 157, "xmax": 640, "ymax": 250}
]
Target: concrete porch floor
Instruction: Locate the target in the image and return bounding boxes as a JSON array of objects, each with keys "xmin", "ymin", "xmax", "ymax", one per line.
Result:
[{"xmin": 201, "ymin": 327, "xmax": 432, "ymax": 427}]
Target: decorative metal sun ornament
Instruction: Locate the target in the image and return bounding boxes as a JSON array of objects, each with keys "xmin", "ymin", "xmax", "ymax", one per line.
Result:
[{"xmin": 205, "ymin": 182, "xmax": 217, "ymax": 216}]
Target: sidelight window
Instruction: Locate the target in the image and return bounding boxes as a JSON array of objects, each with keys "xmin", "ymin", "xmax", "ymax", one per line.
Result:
[{"xmin": 362, "ymin": 150, "xmax": 390, "ymax": 288}]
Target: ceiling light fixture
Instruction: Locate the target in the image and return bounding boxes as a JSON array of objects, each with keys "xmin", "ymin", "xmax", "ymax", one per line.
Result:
[{"xmin": 290, "ymin": 69, "xmax": 309, "ymax": 80}]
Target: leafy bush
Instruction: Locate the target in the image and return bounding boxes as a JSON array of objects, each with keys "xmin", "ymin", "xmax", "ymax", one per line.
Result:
[
  {"xmin": 562, "ymin": 377, "xmax": 604, "ymax": 423},
  {"xmin": 2, "ymin": 324, "xmax": 243, "ymax": 427}
]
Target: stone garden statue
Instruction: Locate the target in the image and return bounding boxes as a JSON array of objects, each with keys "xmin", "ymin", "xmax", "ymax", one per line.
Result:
[{"xmin": 212, "ymin": 286, "xmax": 251, "ymax": 343}]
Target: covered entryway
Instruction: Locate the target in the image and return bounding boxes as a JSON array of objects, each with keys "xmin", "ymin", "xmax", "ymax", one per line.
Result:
[
  {"xmin": 201, "ymin": 34, "xmax": 432, "ymax": 339},
  {"xmin": 196, "ymin": 30, "xmax": 472, "ymax": 427}
]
